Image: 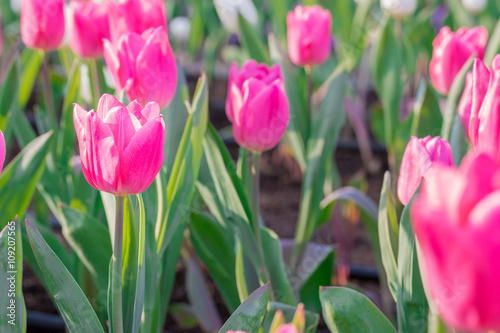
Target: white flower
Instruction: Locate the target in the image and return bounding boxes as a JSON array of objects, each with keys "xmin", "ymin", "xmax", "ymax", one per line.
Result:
[
  {"xmin": 380, "ymin": 0, "xmax": 417, "ymax": 19},
  {"xmin": 169, "ymin": 17, "xmax": 191, "ymax": 43},
  {"xmin": 214, "ymin": 0, "xmax": 258, "ymax": 33},
  {"xmin": 462, "ymin": 0, "xmax": 487, "ymax": 14}
]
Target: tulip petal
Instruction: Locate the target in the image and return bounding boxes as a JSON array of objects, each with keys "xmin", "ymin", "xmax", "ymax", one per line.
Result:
[
  {"xmin": 96, "ymin": 94, "xmax": 124, "ymax": 119},
  {"xmin": 0, "ymin": 130, "xmax": 5, "ymax": 175},
  {"xmin": 103, "ymin": 106, "xmax": 142, "ymax": 152}
]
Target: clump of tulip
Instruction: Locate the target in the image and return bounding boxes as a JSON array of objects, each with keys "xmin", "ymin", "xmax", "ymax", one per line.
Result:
[
  {"xmin": 429, "ymin": 26, "xmax": 488, "ymax": 96},
  {"xmin": 412, "ymin": 151, "xmax": 500, "ymax": 331}
]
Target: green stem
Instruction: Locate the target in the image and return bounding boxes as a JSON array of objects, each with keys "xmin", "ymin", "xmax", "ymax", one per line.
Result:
[
  {"xmin": 112, "ymin": 195, "xmax": 125, "ymax": 333},
  {"xmin": 305, "ymin": 65, "xmax": 313, "ymax": 118},
  {"xmin": 41, "ymin": 53, "xmax": 57, "ymax": 131},
  {"xmin": 89, "ymin": 59, "xmax": 102, "ymax": 106}
]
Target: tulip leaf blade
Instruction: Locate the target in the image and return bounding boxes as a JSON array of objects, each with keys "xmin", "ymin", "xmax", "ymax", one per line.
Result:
[
  {"xmin": 25, "ymin": 219, "xmax": 104, "ymax": 332},
  {"xmin": 397, "ymin": 199, "xmax": 428, "ymax": 333},
  {"xmin": 238, "ymin": 13, "xmax": 271, "ymax": 65},
  {"xmin": 219, "ymin": 282, "xmax": 271, "ymax": 333},
  {"xmin": 0, "ymin": 131, "xmax": 53, "ymax": 228},
  {"xmin": 319, "ymin": 286, "xmax": 397, "ymax": 333},
  {"xmin": 378, "ymin": 172, "xmax": 399, "ymax": 301},
  {"xmin": 18, "ymin": 49, "xmax": 44, "ymax": 110},
  {"xmin": 0, "ymin": 57, "xmax": 20, "ymax": 140},
  {"xmin": 0, "ymin": 218, "xmax": 26, "ymax": 332},
  {"xmin": 484, "ymin": 18, "xmax": 500, "ymax": 66}
]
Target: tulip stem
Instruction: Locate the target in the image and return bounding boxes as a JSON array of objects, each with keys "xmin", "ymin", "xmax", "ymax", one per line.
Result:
[
  {"xmin": 250, "ymin": 152, "xmax": 262, "ymax": 249},
  {"xmin": 89, "ymin": 60, "xmax": 101, "ymax": 106},
  {"xmin": 111, "ymin": 195, "xmax": 125, "ymax": 333},
  {"xmin": 305, "ymin": 65, "xmax": 313, "ymax": 118},
  {"xmin": 41, "ymin": 53, "xmax": 57, "ymax": 131}
]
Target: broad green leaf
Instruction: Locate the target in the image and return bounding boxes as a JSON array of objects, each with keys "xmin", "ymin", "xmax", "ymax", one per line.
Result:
[
  {"xmin": 0, "ymin": 219, "xmax": 26, "ymax": 332},
  {"xmin": 156, "ymin": 74, "xmax": 208, "ymax": 256},
  {"xmin": 262, "ymin": 302, "xmax": 319, "ymax": 333},
  {"xmin": 441, "ymin": 56, "xmax": 474, "ymax": 141},
  {"xmin": 410, "ymin": 80, "xmax": 443, "ymax": 138},
  {"xmin": 0, "ymin": 131, "xmax": 53, "ymax": 228},
  {"xmin": 26, "ymin": 220, "xmax": 104, "ymax": 332},
  {"xmin": 0, "ymin": 58, "xmax": 20, "ymax": 140},
  {"xmin": 378, "ymin": 172, "xmax": 399, "ymax": 301},
  {"xmin": 219, "ymin": 282, "xmax": 271, "ymax": 333},
  {"xmin": 449, "ymin": 113, "xmax": 468, "ymax": 166},
  {"xmin": 370, "ymin": 17, "xmax": 403, "ymax": 149},
  {"xmin": 189, "ymin": 211, "xmax": 240, "ymax": 312},
  {"xmin": 397, "ymin": 199, "xmax": 428, "ymax": 333},
  {"xmin": 238, "ymin": 13, "xmax": 271, "ymax": 65},
  {"xmin": 18, "ymin": 49, "xmax": 43, "ymax": 109},
  {"xmin": 12, "ymin": 112, "xmax": 37, "ymax": 149},
  {"xmin": 320, "ymin": 287, "xmax": 396, "ymax": 333},
  {"xmin": 484, "ymin": 18, "xmax": 500, "ymax": 66},
  {"xmin": 261, "ymin": 228, "xmax": 296, "ymax": 306},
  {"xmin": 292, "ymin": 69, "xmax": 347, "ymax": 268}
]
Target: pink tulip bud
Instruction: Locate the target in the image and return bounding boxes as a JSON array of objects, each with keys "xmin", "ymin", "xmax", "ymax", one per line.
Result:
[
  {"xmin": 412, "ymin": 151, "xmax": 500, "ymax": 331},
  {"xmin": 397, "ymin": 136, "xmax": 454, "ymax": 205},
  {"xmin": 429, "ymin": 26, "xmax": 488, "ymax": 96},
  {"xmin": 21, "ymin": 0, "xmax": 65, "ymax": 50},
  {"xmin": 226, "ymin": 60, "xmax": 290, "ymax": 153},
  {"xmin": 103, "ymin": 27, "xmax": 177, "ymax": 109},
  {"xmin": 0, "ymin": 130, "xmax": 5, "ymax": 175},
  {"xmin": 73, "ymin": 94, "xmax": 165, "ymax": 195},
  {"xmin": 68, "ymin": 1, "xmax": 110, "ymax": 59},
  {"xmin": 107, "ymin": 0, "xmax": 166, "ymax": 44},
  {"xmin": 468, "ymin": 56, "xmax": 500, "ymax": 159},
  {"xmin": 286, "ymin": 5, "xmax": 332, "ymax": 67}
]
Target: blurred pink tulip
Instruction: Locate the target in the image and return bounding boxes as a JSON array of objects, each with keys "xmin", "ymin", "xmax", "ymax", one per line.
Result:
[
  {"xmin": 0, "ymin": 130, "xmax": 5, "ymax": 175},
  {"xmin": 226, "ymin": 60, "xmax": 290, "ymax": 153},
  {"xmin": 103, "ymin": 27, "xmax": 177, "ymax": 109},
  {"xmin": 412, "ymin": 151, "xmax": 500, "ymax": 331},
  {"xmin": 397, "ymin": 136, "xmax": 454, "ymax": 205},
  {"xmin": 275, "ymin": 324, "xmax": 299, "ymax": 333},
  {"xmin": 69, "ymin": 1, "xmax": 110, "ymax": 59},
  {"xmin": 107, "ymin": 0, "xmax": 166, "ymax": 44},
  {"xmin": 21, "ymin": 0, "xmax": 65, "ymax": 50},
  {"xmin": 468, "ymin": 56, "xmax": 500, "ymax": 159},
  {"xmin": 429, "ymin": 26, "xmax": 488, "ymax": 95},
  {"xmin": 286, "ymin": 5, "xmax": 332, "ymax": 67},
  {"xmin": 73, "ymin": 94, "xmax": 165, "ymax": 195}
]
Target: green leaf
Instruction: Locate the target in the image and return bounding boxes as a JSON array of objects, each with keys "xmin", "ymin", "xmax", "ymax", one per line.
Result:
[
  {"xmin": 156, "ymin": 74, "xmax": 208, "ymax": 256},
  {"xmin": 18, "ymin": 49, "xmax": 44, "ymax": 110},
  {"xmin": 261, "ymin": 228, "xmax": 296, "ymax": 306},
  {"xmin": 397, "ymin": 199, "xmax": 428, "ymax": 333},
  {"xmin": 0, "ymin": 219, "xmax": 26, "ymax": 332},
  {"xmin": 441, "ymin": 56, "xmax": 474, "ymax": 141},
  {"xmin": 320, "ymin": 287, "xmax": 396, "ymax": 333},
  {"xmin": 292, "ymin": 69, "xmax": 347, "ymax": 268},
  {"xmin": 445, "ymin": 0, "xmax": 474, "ymax": 28},
  {"xmin": 370, "ymin": 17, "xmax": 403, "ymax": 149},
  {"xmin": 484, "ymin": 18, "xmax": 500, "ymax": 66},
  {"xmin": 25, "ymin": 219, "xmax": 104, "ymax": 332},
  {"xmin": 189, "ymin": 211, "xmax": 240, "ymax": 312},
  {"xmin": 0, "ymin": 131, "xmax": 53, "ymax": 227},
  {"xmin": 449, "ymin": 113, "xmax": 467, "ymax": 166},
  {"xmin": 410, "ymin": 80, "xmax": 443, "ymax": 138},
  {"xmin": 238, "ymin": 13, "xmax": 271, "ymax": 65},
  {"xmin": 0, "ymin": 58, "xmax": 20, "ymax": 139},
  {"xmin": 219, "ymin": 282, "xmax": 271, "ymax": 333},
  {"xmin": 378, "ymin": 172, "xmax": 399, "ymax": 301},
  {"xmin": 262, "ymin": 302, "xmax": 319, "ymax": 333}
]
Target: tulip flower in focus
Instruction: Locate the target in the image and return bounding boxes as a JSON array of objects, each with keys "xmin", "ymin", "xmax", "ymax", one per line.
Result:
[
  {"xmin": 412, "ymin": 151, "xmax": 500, "ymax": 331},
  {"xmin": 462, "ymin": 0, "xmax": 487, "ymax": 14},
  {"xmin": 286, "ymin": 5, "xmax": 332, "ymax": 67},
  {"xmin": 107, "ymin": 0, "xmax": 166, "ymax": 44},
  {"xmin": 397, "ymin": 136, "xmax": 454, "ymax": 205},
  {"xmin": 226, "ymin": 60, "xmax": 290, "ymax": 152},
  {"xmin": 467, "ymin": 56, "xmax": 500, "ymax": 159},
  {"xmin": 380, "ymin": 0, "xmax": 417, "ymax": 19},
  {"xmin": 69, "ymin": 0, "xmax": 110, "ymax": 59},
  {"xmin": 0, "ymin": 130, "xmax": 5, "ymax": 175},
  {"xmin": 429, "ymin": 26, "xmax": 488, "ymax": 96},
  {"xmin": 103, "ymin": 27, "xmax": 177, "ymax": 109},
  {"xmin": 21, "ymin": 0, "xmax": 65, "ymax": 50},
  {"xmin": 73, "ymin": 94, "xmax": 165, "ymax": 196}
]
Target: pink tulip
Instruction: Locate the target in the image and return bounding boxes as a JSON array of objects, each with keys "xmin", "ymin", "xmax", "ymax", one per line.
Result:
[
  {"xmin": 411, "ymin": 151, "xmax": 500, "ymax": 331},
  {"xmin": 73, "ymin": 94, "xmax": 165, "ymax": 195},
  {"xmin": 103, "ymin": 27, "xmax": 177, "ymax": 109},
  {"xmin": 468, "ymin": 56, "xmax": 500, "ymax": 159},
  {"xmin": 397, "ymin": 136, "xmax": 454, "ymax": 205},
  {"xmin": 429, "ymin": 26, "xmax": 488, "ymax": 95},
  {"xmin": 275, "ymin": 324, "xmax": 299, "ymax": 333},
  {"xmin": 286, "ymin": 5, "xmax": 332, "ymax": 67},
  {"xmin": 107, "ymin": 0, "xmax": 166, "ymax": 44},
  {"xmin": 69, "ymin": 1, "xmax": 110, "ymax": 59},
  {"xmin": 21, "ymin": 0, "xmax": 65, "ymax": 50},
  {"xmin": 226, "ymin": 60, "xmax": 290, "ymax": 153},
  {"xmin": 0, "ymin": 130, "xmax": 5, "ymax": 175}
]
